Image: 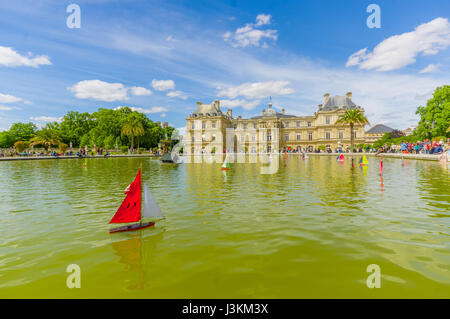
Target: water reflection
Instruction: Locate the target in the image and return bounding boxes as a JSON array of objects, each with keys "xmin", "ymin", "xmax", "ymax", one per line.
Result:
[{"xmin": 111, "ymin": 230, "xmax": 165, "ymax": 291}]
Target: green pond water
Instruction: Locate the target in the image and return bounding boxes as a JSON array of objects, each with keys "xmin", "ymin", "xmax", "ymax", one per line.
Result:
[{"xmin": 0, "ymin": 155, "xmax": 449, "ymax": 298}]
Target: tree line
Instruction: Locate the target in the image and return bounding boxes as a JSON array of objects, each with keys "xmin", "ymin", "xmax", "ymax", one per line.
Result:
[{"xmin": 0, "ymin": 107, "xmax": 175, "ymax": 153}]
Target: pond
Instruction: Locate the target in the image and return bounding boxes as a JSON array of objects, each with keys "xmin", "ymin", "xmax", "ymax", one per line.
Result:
[{"xmin": 0, "ymin": 155, "xmax": 448, "ymax": 298}]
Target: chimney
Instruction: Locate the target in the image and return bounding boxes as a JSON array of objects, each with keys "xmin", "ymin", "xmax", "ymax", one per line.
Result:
[
  {"xmin": 214, "ymin": 100, "xmax": 220, "ymax": 109},
  {"xmin": 282, "ymin": 108, "xmax": 285, "ymax": 115},
  {"xmin": 227, "ymin": 109, "xmax": 232, "ymax": 117},
  {"xmin": 346, "ymin": 92, "xmax": 352, "ymax": 100},
  {"xmin": 324, "ymin": 93, "xmax": 330, "ymax": 105}
]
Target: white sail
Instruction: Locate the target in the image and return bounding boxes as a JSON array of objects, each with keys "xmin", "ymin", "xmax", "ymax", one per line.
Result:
[
  {"xmin": 222, "ymin": 154, "xmax": 228, "ymax": 168},
  {"xmin": 142, "ymin": 182, "xmax": 164, "ymax": 220}
]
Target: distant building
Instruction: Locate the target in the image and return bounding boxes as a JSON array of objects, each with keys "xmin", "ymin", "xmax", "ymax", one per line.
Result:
[
  {"xmin": 365, "ymin": 124, "xmax": 394, "ymax": 143},
  {"xmin": 161, "ymin": 122, "xmax": 168, "ymax": 128},
  {"xmin": 402, "ymin": 126, "xmax": 416, "ymax": 136},
  {"xmin": 185, "ymin": 92, "xmax": 369, "ymax": 154}
]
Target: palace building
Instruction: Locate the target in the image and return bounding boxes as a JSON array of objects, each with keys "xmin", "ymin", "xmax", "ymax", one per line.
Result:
[{"xmin": 184, "ymin": 92, "xmax": 368, "ymax": 154}]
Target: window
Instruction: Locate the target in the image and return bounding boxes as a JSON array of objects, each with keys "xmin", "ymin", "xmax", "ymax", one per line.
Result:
[
  {"xmin": 297, "ymin": 134, "xmax": 301, "ymax": 141},
  {"xmin": 233, "ymin": 124, "xmax": 237, "ymax": 129},
  {"xmin": 339, "ymin": 130, "xmax": 343, "ymax": 139},
  {"xmin": 326, "ymin": 117, "xmax": 330, "ymax": 125},
  {"xmin": 252, "ymin": 135, "xmax": 256, "ymax": 142},
  {"xmin": 192, "ymin": 136, "xmax": 195, "ymax": 142},
  {"xmin": 212, "ymin": 134, "xmax": 216, "ymax": 141},
  {"xmin": 267, "ymin": 146, "xmax": 272, "ymax": 153},
  {"xmin": 251, "ymin": 147, "xmax": 256, "ymax": 153},
  {"xmin": 254, "ymin": 123, "xmax": 257, "ymax": 129},
  {"xmin": 202, "ymin": 134, "xmax": 206, "ymax": 141},
  {"xmin": 307, "ymin": 121, "xmax": 311, "ymax": 127},
  {"xmin": 212, "ymin": 121, "xmax": 216, "ymax": 128},
  {"xmin": 353, "ymin": 130, "xmax": 357, "ymax": 138},
  {"xmin": 285, "ymin": 134, "xmax": 289, "ymax": 141},
  {"xmin": 326, "ymin": 131, "xmax": 331, "ymax": 140},
  {"xmin": 267, "ymin": 133, "xmax": 272, "ymax": 141},
  {"xmin": 296, "ymin": 121, "xmax": 300, "ymax": 128},
  {"xmin": 243, "ymin": 123, "xmax": 247, "ymax": 129},
  {"xmin": 285, "ymin": 122, "xmax": 289, "ymax": 128},
  {"xmin": 191, "ymin": 122, "xmax": 195, "ymax": 130},
  {"xmin": 202, "ymin": 121, "xmax": 205, "ymax": 129},
  {"xmin": 241, "ymin": 135, "xmax": 245, "ymax": 142},
  {"xmin": 308, "ymin": 132, "xmax": 313, "ymax": 141}
]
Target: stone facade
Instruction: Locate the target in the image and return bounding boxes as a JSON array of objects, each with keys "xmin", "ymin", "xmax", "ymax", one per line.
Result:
[{"xmin": 185, "ymin": 93, "xmax": 368, "ymax": 154}]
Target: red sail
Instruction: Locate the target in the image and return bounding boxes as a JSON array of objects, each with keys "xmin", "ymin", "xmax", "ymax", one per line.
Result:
[{"xmin": 109, "ymin": 169, "xmax": 141, "ymax": 224}]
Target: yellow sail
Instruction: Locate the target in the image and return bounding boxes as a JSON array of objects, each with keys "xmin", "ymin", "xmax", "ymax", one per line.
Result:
[{"xmin": 361, "ymin": 154, "xmax": 369, "ymax": 165}]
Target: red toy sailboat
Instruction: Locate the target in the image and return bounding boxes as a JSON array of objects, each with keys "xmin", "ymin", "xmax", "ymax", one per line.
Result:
[
  {"xmin": 109, "ymin": 165, "xmax": 164, "ymax": 233},
  {"xmin": 337, "ymin": 154, "xmax": 345, "ymax": 162}
]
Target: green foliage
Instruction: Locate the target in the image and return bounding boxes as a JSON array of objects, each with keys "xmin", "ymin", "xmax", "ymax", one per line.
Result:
[
  {"xmin": 1, "ymin": 107, "xmax": 172, "ymax": 151},
  {"xmin": 120, "ymin": 146, "xmax": 129, "ymax": 154},
  {"xmin": 14, "ymin": 141, "xmax": 29, "ymax": 153},
  {"xmin": 318, "ymin": 145, "xmax": 326, "ymax": 151},
  {"xmin": 0, "ymin": 131, "xmax": 15, "ymax": 148},
  {"xmin": 415, "ymin": 85, "xmax": 450, "ymax": 139},
  {"xmin": 30, "ymin": 128, "xmax": 61, "ymax": 151},
  {"xmin": 104, "ymin": 135, "xmax": 116, "ymax": 150},
  {"xmin": 9, "ymin": 122, "xmax": 37, "ymax": 142},
  {"xmin": 58, "ymin": 142, "xmax": 69, "ymax": 153},
  {"xmin": 432, "ymin": 136, "xmax": 446, "ymax": 142},
  {"xmin": 335, "ymin": 109, "xmax": 370, "ymax": 150}
]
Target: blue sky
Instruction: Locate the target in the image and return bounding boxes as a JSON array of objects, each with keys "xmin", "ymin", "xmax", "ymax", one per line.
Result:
[{"xmin": 0, "ymin": 0, "xmax": 449, "ymax": 133}]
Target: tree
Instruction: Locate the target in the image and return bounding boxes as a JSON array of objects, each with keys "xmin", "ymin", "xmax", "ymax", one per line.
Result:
[
  {"xmin": 416, "ymin": 85, "xmax": 450, "ymax": 139},
  {"xmin": 58, "ymin": 142, "xmax": 69, "ymax": 153},
  {"xmin": 14, "ymin": 141, "xmax": 29, "ymax": 153},
  {"xmin": 30, "ymin": 128, "xmax": 61, "ymax": 151},
  {"xmin": 9, "ymin": 122, "xmax": 37, "ymax": 142},
  {"xmin": 58, "ymin": 111, "xmax": 93, "ymax": 146},
  {"xmin": 0, "ymin": 131, "xmax": 14, "ymax": 148},
  {"xmin": 121, "ymin": 114, "xmax": 145, "ymax": 151},
  {"xmin": 335, "ymin": 109, "xmax": 370, "ymax": 151}
]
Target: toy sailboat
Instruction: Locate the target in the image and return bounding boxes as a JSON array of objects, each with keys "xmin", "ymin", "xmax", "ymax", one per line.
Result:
[
  {"xmin": 360, "ymin": 154, "xmax": 369, "ymax": 166},
  {"xmin": 302, "ymin": 152, "xmax": 309, "ymax": 160},
  {"xmin": 337, "ymin": 154, "xmax": 345, "ymax": 161},
  {"xmin": 109, "ymin": 165, "xmax": 163, "ymax": 233},
  {"xmin": 221, "ymin": 154, "xmax": 230, "ymax": 170}
]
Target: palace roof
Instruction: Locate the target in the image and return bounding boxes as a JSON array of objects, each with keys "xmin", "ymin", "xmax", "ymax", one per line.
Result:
[
  {"xmin": 366, "ymin": 124, "xmax": 394, "ymax": 134},
  {"xmin": 322, "ymin": 96, "xmax": 357, "ymax": 111}
]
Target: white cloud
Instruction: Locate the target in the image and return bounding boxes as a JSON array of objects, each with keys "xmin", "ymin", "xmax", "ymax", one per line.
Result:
[
  {"xmin": 0, "ymin": 93, "xmax": 21, "ymax": 103},
  {"xmin": 30, "ymin": 116, "xmax": 62, "ymax": 122},
  {"xmin": 217, "ymin": 81, "xmax": 294, "ymax": 99},
  {"xmin": 167, "ymin": 90, "xmax": 187, "ymax": 100},
  {"xmin": 160, "ymin": 113, "xmax": 167, "ymax": 118},
  {"xmin": 255, "ymin": 14, "xmax": 271, "ymax": 26},
  {"xmin": 69, "ymin": 80, "xmax": 153, "ymax": 102},
  {"xmin": 151, "ymin": 79, "xmax": 175, "ymax": 91},
  {"xmin": 219, "ymin": 99, "xmax": 260, "ymax": 110},
  {"xmin": 130, "ymin": 86, "xmax": 152, "ymax": 96},
  {"xmin": 115, "ymin": 106, "xmax": 168, "ymax": 114},
  {"xmin": 419, "ymin": 64, "xmax": 439, "ymax": 73},
  {"xmin": 224, "ymin": 14, "xmax": 277, "ymax": 48},
  {"xmin": 0, "ymin": 46, "xmax": 51, "ymax": 67},
  {"xmin": 69, "ymin": 80, "xmax": 129, "ymax": 102},
  {"xmin": 0, "ymin": 105, "xmax": 19, "ymax": 111},
  {"xmin": 346, "ymin": 17, "xmax": 450, "ymax": 71}
]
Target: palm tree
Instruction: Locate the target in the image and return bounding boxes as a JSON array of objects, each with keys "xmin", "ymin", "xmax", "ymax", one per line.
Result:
[
  {"xmin": 335, "ymin": 109, "xmax": 370, "ymax": 152},
  {"xmin": 121, "ymin": 115, "xmax": 145, "ymax": 153},
  {"xmin": 30, "ymin": 128, "xmax": 61, "ymax": 151}
]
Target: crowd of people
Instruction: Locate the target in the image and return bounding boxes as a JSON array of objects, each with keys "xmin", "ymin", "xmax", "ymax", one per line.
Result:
[{"xmin": 377, "ymin": 139, "xmax": 447, "ymax": 155}]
